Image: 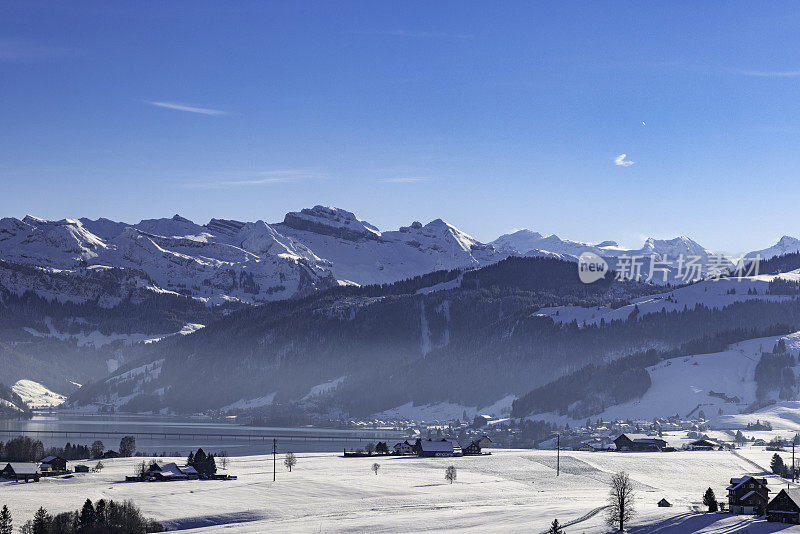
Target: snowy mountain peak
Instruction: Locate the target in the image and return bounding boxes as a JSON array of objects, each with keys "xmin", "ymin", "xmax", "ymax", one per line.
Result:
[
  {"xmin": 639, "ymin": 236, "xmax": 711, "ymax": 258},
  {"xmin": 281, "ymin": 205, "xmax": 382, "ymax": 241},
  {"xmin": 206, "ymin": 218, "xmax": 246, "ymax": 237},
  {"xmin": 135, "ymin": 215, "xmax": 208, "ymax": 238},
  {"xmin": 490, "ymin": 229, "xmax": 546, "ymax": 255},
  {"xmin": 748, "ymin": 235, "xmax": 800, "ymax": 261}
]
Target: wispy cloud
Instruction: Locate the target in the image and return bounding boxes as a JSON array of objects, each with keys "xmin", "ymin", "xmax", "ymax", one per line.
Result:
[
  {"xmin": 0, "ymin": 40, "xmax": 68, "ymax": 62},
  {"xmin": 146, "ymin": 101, "xmax": 227, "ymax": 116},
  {"xmin": 355, "ymin": 30, "xmax": 473, "ymax": 40},
  {"xmin": 378, "ymin": 177, "xmax": 429, "ymax": 183},
  {"xmin": 738, "ymin": 69, "xmax": 800, "ymax": 78},
  {"xmin": 614, "ymin": 154, "xmax": 635, "ymax": 167},
  {"xmin": 184, "ymin": 170, "xmax": 320, "ymax": 189}
]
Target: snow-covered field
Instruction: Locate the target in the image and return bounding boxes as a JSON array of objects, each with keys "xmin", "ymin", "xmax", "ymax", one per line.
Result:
[{"xmin": 2, "ymin": 449, "xmax": 798, "ymax": 533}]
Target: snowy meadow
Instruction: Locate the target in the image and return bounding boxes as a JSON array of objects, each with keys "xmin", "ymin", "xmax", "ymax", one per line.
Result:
[{"xmin": 2, "ymin": 448, "xmax": 798, "ymax": 533}]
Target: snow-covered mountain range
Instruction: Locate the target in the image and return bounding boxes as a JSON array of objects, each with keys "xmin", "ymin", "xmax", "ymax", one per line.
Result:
[{"xmin": 0, "ymin": 206, "xmax": 795, "ymax": 308}]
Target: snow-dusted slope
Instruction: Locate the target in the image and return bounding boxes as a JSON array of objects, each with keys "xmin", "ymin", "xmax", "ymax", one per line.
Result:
[
  {"xmin": 12, "ymin": 379, "xmax": 67, "ymax": 408},
  {"xmin": 535, "ymin": 271, "xmax": 799, "ymax": 327},
  {"xmin": 748, "ymin": 235, "xmax": 800, "ymax": 261}
]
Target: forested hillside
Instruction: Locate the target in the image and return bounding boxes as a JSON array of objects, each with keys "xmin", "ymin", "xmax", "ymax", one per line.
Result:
[{"xmin": 68, "ymin": 256, "xmax": 800, "ymax": 418}]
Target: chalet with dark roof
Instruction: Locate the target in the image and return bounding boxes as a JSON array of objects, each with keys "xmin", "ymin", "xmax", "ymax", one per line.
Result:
[
  {"xmin": 728, "ymin": 476, "xmax": 769, "ymax": 514},
  {"xmin": 767, "ymin": 488, "xmax": 800, "ymax": 524},
  {"xmin": 39, "ymin": 455, "xmax": 67, "ymax": 472},
  {"xmin": 462, "ymin": 435, "xmax": 492, "ymax": 455}
]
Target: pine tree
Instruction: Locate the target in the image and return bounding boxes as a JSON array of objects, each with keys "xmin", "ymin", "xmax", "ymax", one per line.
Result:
[
  {"xmin": 703, "ymin": 488, "xmax": 717, "ymax": 512},
  {"xmin": 0, "ymin": 505, "xmax": 12, "ymax": 534},
  {"xmin": 771, "ymin": 453, "xmax": 786, "ymax": 475},
  {"xmin": 194, "ymin": 448, "xmax": 207, "ymax": 473},
  {"xmin": 31, "ymin": 507, "xmax": 51, "ymax": 534},
  {"xmin": 187, "ymin": 451, "xmax": 194, "ymax": 467},
  {"xmin": 548, "ymin": 518, "xmax": 564, "ymax": 534},
  {"xmin": 78, "ymin": 499, "xmax": 96, "ymax": 531}
]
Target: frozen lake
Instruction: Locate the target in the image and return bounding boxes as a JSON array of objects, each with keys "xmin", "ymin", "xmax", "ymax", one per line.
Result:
[{"xmin": 0, "ymin": 414, "xmax": 407, "ymax": 456}]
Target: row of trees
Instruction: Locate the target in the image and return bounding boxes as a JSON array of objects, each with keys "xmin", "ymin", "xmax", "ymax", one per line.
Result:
[
  {"xmin": 187, "ymin": 448, "xmax": 218, "ymax": 476},
  {"xmin": 1, "ymin": 499, "xmax": 164, "ymax": 534}
]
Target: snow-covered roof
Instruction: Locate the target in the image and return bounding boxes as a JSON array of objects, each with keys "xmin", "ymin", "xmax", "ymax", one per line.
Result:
[
  {"xmin": 179, "ymin": 465, "xmax": 198, "ymax": 475},
  {"xmin": 40, "ymin": 456, "xmax": 64, "ymax": 463},
  {"xmin": 4, "ymin": 462, "xmax": 40, "ymax": 475},
  {"xmin": 728, "ymin": 476, "xmax": 767, "ymax": 490},
  {"xmin": 419, "ymin": 439, "xmax": 461, "ymax": 452},
  {"xmin": 157, "ymin": 463, "xmax": 188, "ymax": 478},
  {"xmin": 739, "ymin": 490, "xmax": 757, "ymax": 501},
  {"xmin": 780, "ymin": 488, "xmax": 800, "ymax": 505}
]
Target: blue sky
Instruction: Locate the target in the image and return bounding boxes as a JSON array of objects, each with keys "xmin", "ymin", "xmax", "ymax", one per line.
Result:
[{"xmin": 2, "ymin": 1, "xmax": 800, "ymax": 252}]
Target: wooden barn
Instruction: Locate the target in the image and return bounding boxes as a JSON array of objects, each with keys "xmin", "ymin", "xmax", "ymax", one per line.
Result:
[
  {"xmin": 2, "ymin": 462, "xmax": 41, "ymax": 482},
  {"xmin": 613, "ymin": 433, "xmax": 668, "ymax": 452},
  {"xmin": 767, "ymin": 488, "xmax": 800, "ymax": 524},
  {"xmin": 416, "ymin": 438, "xmax": 462, "ymax": 457}
]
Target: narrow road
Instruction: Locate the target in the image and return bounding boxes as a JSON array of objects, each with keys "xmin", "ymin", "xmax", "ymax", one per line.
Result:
[{"xmin": 537, "ymin": 505, "xmax": 609, "ymax": 534}]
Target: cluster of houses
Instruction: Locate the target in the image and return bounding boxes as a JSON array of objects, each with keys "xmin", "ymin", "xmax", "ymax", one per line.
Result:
[
  {"xmin": 725, "ymin": 475, "xmax": 800, "ymax": 524},
  {"xmin": 573, "ymin": 433, "xmax": 729, "ymax": 453},
  {"xmin": 1, "ymin": 455, "xmax": 92, "ymax": 483},
  {"xmin": 392, "ymin": 436, "xmax": 492, "ymax": 457},
  {"xmin": 126, "ymin": 461, "xmax": 236, "ymax": 482}
]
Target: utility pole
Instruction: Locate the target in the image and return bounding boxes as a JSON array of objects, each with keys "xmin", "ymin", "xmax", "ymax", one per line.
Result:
[
  {"xmin": 793, "ymin": 440, "xmax": 796, "ymax": 484},
  {"xmin": 556, "ymin": 433, "xmax": 560, "ymax": 476},
  {"xmin": 273, "ymin": 438, "xmax": 277, "ymax": 482}
]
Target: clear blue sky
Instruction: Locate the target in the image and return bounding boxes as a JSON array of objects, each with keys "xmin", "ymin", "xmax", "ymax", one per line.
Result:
[{"xmin": 2, "ymin": 1, "xmax": 799, "ymax": 252}]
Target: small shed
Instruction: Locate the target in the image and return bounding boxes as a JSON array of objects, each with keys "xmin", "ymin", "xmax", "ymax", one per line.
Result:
[
  {"xmin": 74, "ymin": 465, "xmax": 90, "ymax": 473},
  {"xmin": 658, "ymin": 498, "xmax": 672, "ymax": 507}
]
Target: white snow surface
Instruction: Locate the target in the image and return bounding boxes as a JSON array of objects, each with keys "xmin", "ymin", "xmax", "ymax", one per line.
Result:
[
  {"xmin": 527, "ymin": 331, "xmax": 800, "ymax": 431},
  {"xmin": 0, "ymin": 449, "xmax": 795, "ymax": 533},
  {"xmin": 12, "ymin": 379, "xmax": 66, "ymax": 408},
  {"xmin": 23, "ymin": 320, "xmax": 205, "ymax": 347},
  {"xmin": 302, "ymin": 376, "xmax": 347, "ymax": 400}
]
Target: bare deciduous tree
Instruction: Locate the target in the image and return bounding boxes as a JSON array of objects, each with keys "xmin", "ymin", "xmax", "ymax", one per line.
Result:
[
  {"xmin": 218, "ymin": 451, "xmax": 229, "ymax": 470},
  {"xmin": 445, "ymin": 465, "xmax": 457, "ymax": 484},
  {"xmin": 372, "ymin": 463, "xmax": 380, "ymax": 475},
  {"xmin": 607, "ymin": 471, "xmax": 635, "ymax": 531},
  {"xmin": 284, "ymin": 452, "xmax": 297, "ymax": 472}
]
